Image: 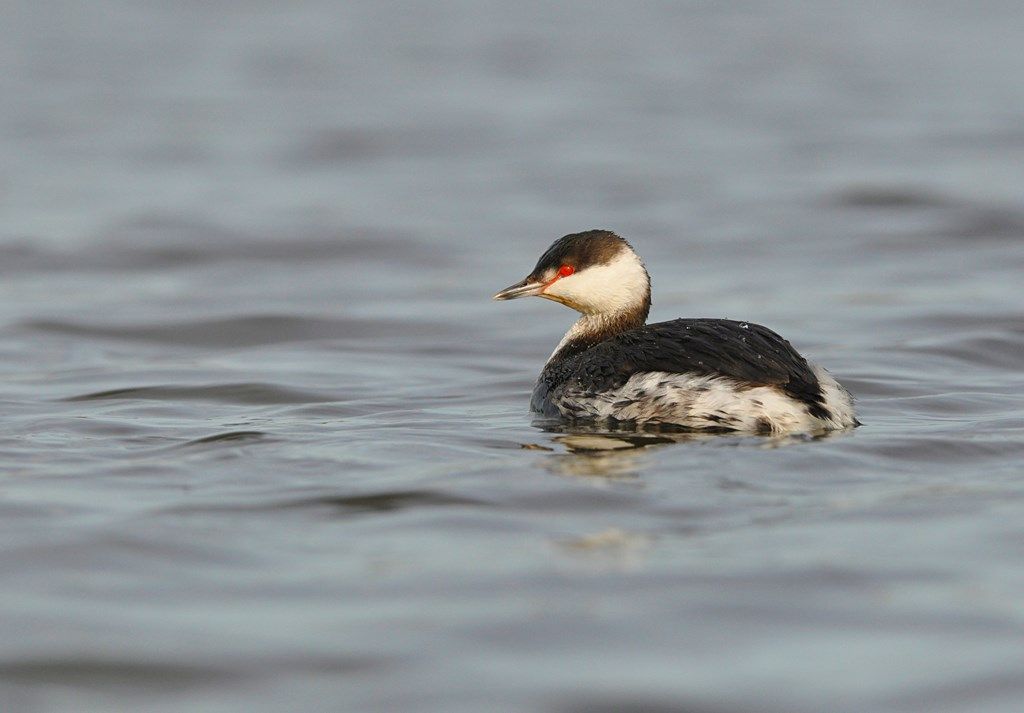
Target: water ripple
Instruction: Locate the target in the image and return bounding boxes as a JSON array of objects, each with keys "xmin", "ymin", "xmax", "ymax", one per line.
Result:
[
  {"xmin": 65, "ymin": 383, "xmax": 342, "ymax": 405},
  {"xmin": 21, "ymin": 315, "xmax": 456, "ymax": 347},
  {"xmin": 164, "ymin": 490, "xmax": 490, "ymax": 516}
]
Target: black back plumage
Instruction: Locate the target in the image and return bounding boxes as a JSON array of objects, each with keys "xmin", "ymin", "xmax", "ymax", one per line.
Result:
[{"xmin": 536, "ymin": 318, "xmax": 830, "ymax": 419}]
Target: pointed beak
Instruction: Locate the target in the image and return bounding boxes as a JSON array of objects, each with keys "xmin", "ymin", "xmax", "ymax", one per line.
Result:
[{"xmin": 493, "ymin": 278, "xmax": 545, "ymax": 301}]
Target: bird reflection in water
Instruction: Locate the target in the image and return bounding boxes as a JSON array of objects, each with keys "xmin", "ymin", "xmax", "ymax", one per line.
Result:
[
  {"xmin": 526, "ymin": 421, "xmax": 703, "ymax": 480},
  {"xmin": 525, "ymin": 420, "xmax": 852, "ymax": 480}
]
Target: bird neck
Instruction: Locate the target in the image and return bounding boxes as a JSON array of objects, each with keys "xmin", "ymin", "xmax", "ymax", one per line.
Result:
[{"xmin": 546, "ymin": 301, "xmax": 649, "ymax": 366}]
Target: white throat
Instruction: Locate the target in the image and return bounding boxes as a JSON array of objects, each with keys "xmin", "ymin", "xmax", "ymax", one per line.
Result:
[{"xmin": 547, "ymin": 313, "xmax": 623, "ymax": 364}]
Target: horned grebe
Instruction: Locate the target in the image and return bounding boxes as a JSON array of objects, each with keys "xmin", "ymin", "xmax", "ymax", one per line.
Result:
[{"xmin": 493, "ymin": 230, "xmax": 858, "ymax": 434}]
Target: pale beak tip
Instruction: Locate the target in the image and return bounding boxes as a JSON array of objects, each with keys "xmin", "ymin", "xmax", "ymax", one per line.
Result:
[{"xmin": 493, "ymin": 280, "xmax": 544, "ymax": 302}]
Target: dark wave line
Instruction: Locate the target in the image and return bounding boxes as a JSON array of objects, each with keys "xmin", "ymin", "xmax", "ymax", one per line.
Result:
[
  {"xmin": 65, "ymin": 383, "xmax": 342, "ymax": 405},
  {"xmin": 22, "ymin": 314, "xmax": 456, "ymax": 347}
]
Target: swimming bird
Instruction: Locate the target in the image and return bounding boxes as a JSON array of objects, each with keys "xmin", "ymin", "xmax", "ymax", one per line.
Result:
[{"xmin": 493, "ymin": 230, "xmax": 858, "ymax": 434}]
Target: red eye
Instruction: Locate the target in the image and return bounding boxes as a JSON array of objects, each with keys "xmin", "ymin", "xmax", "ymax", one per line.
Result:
[{"xmin": 558, "ymin": 264, "xmax": 575, "ymax": 277}]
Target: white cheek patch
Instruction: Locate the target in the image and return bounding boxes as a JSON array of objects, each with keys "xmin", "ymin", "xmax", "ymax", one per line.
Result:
[{"xmin": 544, "ymin": 251, "xmax": 648, "ymax": 314}]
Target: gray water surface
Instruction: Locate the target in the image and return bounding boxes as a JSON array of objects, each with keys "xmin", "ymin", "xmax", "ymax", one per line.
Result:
[{"xmin": 3, "ymin": 2, "xmax": 1024, "ymax": 712}]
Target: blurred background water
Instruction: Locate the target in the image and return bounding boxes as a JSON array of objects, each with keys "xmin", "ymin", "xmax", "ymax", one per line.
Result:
[{"xmin": 2, "ymin": 1, "xmax": 1024, "ymax": 711}]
